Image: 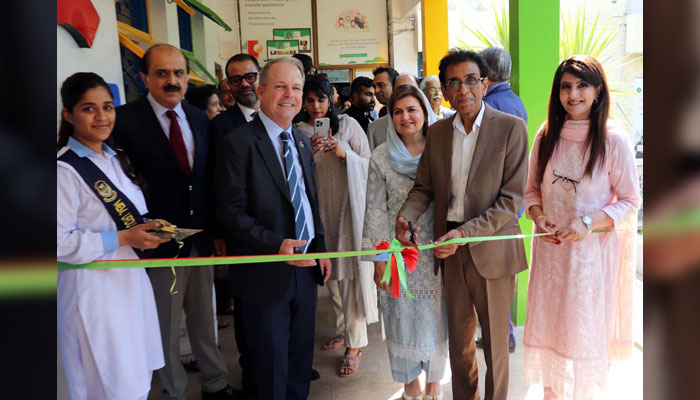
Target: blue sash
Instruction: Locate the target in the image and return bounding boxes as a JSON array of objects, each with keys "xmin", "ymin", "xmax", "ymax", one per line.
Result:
[{"xmin": 58, "ymin": 149, "xmax": 150, "ymax": 258}]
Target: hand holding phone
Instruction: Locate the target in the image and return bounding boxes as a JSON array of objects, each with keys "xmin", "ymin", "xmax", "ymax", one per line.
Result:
[{"xmin": 314, "ymin": 117, "xmax": 331, "ymax": 138}]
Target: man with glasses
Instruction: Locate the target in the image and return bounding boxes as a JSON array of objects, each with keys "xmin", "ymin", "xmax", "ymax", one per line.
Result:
[
  {"xmin": 420, "ymin": 75, "xmax": 454, "ymax": 118},
  {"xmin": 395, "ymin": 49, "xmax": 528, "ymax": 400},
  {"xmin": 210, "ymin": 54, "xmax": 261, "ymax": 145}
]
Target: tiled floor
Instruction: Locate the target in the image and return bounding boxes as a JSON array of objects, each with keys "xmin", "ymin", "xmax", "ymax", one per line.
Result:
[{"xmin": 147, "ymin": 273, "xmax": 643, "ymax": 400}]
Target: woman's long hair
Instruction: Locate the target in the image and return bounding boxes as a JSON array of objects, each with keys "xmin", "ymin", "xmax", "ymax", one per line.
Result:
[
  {"xmin": 535, "ymin": 55, "xmax": 610, "ymax": 185},
  {"xmin": 387, "ymin": 85, "xmax": 430, "ymax": 137},
  {"xmin": 58, "ymin": 72, "xmax": 144, "ymax": 188},
  {"xmin": 293, "ymin": 76, "xmax": 340, "ymax": 135}
]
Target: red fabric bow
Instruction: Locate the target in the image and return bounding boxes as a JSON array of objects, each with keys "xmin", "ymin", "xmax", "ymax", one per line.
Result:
[{"xmin": 376, "ymin": 241, "xmax": 419, "ymax": 298}]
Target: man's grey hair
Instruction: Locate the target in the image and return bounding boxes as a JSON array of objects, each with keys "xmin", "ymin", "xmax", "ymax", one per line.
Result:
[
  {"xmin": 392, "ymin": 73, "xmax": 419, "ymax": 89},
  {"xmin": 259, "ymin": 57, "xmax": 305, "ymax": 87},
  {"xmin": 480, "ymin": 47, "xmax": 512, "ymax": 82},
  {"xmin": 419, "ymin": 75, "xmax": 440, "ymax": 91}
]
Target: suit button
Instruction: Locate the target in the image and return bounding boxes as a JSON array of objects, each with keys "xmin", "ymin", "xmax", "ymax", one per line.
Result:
[
  {"xmin": 189, "ymin": 185, "xmax": 193, "ymax": 191},
  {"xmin": 190, "ymin": 210, "xmax": 194, "ymax": 216}
]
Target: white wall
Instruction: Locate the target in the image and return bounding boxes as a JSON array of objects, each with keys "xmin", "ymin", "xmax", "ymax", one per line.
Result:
[
  {"xmin": 389, "ymin": 0, "xmax": 419, "ymax": 75},
  {"xmin": 57, "ymin": 0, "xmax": 124, "ymax": 124},
  {"xmin": 207, "ymin": 0, "xmax": 241, "ymax": 79}
]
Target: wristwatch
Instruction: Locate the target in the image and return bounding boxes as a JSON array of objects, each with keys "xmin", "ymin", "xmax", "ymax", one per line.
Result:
[{"xmin": 581, "ymin": 215, "xmax": 593, "ymax": 233}]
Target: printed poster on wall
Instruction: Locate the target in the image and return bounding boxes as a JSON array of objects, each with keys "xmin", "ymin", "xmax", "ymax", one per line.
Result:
[
  {"xmin": 266, "ymin": 40, "xmax": 300, "ymax": 60},
  {"xmin": 273, "ymin": 29, "xmax": 311, "ymax": 52},
  {"xmin": 316, "ymin": 1, "xmax": 389, "ymax": 66},
  {"xmin": 239, "ymin": 0, "xmax": 313, "ymax": 64}
]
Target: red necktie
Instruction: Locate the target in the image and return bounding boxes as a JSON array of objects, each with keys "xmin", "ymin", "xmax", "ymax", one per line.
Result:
[{"xmin": 165, "ymin": 110, "xmax": 191, "ymax": 179}]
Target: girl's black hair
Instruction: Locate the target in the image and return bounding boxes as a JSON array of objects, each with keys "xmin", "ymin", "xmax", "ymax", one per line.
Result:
[
  {"xmin": 293, "ymin": 77, "xmax": 340, "ymax": 135},
  {"xmin": 58, "ymin": 72, "xmax": 144, "ymax": 188}
]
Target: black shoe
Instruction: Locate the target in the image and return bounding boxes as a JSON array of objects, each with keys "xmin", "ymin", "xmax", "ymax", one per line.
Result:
[
  {"xmin": 202, "ymin": 384, "xmax": 249, "ymax": 400},
  {"xmin": 310, "ymin": 368, "xmax": 320, "ymax": 381},
  {"xmin": 509, "ymin": 337, "xmax": 516, "ymax": 353},
  {"xmin": 475, "ymin": 337, "xmax": 483, "ymax": 348}
]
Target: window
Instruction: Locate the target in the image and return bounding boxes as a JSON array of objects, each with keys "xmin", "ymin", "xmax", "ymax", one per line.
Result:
[{"xmin": 177, "ymin": 6, "xmax": 193, "ymax": 52}]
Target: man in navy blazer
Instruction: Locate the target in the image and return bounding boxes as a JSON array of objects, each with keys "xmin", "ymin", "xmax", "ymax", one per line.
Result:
[
  {"xmin": 112, "ymin": 44, "xmax": 240, "ymax": 400},
  {"xmin": 216, "ymin": 57, "xmax": 331, "ymax": 400},
  {"xmin": 210, "ymin": 54, "xmax": 261, "ymax": 145}
]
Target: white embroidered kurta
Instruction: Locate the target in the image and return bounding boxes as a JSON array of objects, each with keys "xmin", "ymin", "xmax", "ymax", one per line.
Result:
[
  {"xmin": 296, "ymin": 114, "xmax": 378, "ymax": 323},
  {"xmin": 57, "ymin": 143, "xmax": 163, "ymax": 400}
]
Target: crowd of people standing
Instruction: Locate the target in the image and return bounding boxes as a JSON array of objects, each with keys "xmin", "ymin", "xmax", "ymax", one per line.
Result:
[{"xmin": 57, "ymin": 43, "xmax": 640, "ymax": 400}]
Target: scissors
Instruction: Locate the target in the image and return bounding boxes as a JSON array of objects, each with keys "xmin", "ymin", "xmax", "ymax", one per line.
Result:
[{"xmin": 408, "ymin": 221, "xmax": 418, "ymax": 247}]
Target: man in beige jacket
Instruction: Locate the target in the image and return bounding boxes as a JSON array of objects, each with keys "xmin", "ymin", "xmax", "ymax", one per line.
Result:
[{"xmin": 396, "ymin": 49, "xmax": 528, "ymax": 400}]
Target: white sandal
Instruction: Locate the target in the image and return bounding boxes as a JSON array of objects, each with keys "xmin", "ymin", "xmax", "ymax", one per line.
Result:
[
  {"xmin": 424, "ymin": 394, "xmax": 443, "ymax": 400},
  {"xmin": 402, "ymin": 392, "xmax": 423, "ymax": 400}
]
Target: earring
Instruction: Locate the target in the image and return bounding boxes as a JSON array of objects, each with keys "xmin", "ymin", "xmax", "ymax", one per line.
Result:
[{"xmin": 593, "ymin": 97, "xmax": 599, "ymax": 104}]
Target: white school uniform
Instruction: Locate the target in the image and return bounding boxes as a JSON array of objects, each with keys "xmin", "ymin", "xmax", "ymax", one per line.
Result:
[{"xmin": 57, "ymin": 138, "xmax": 163, "ymax": 400}]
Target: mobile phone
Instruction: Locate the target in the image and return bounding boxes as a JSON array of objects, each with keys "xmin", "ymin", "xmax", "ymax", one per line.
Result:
[{"xmin": 314, "ymin": 117, "xmax": 331, "ymax": 137}]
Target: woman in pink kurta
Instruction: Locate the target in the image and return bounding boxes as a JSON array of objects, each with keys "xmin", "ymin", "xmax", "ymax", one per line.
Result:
[{"xmin": 523, "ymin": 56, "xmax": 641, "ymax": 400}]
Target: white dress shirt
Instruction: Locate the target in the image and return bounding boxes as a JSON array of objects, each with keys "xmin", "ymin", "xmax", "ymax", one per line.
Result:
[
  {"xmin": 238, "ymin": 103, "xmax": 258, "ymax": 122},
  {"xmin": 147, "ymin": 92, "xmax": 195, "ymax": 169},
  {"xmin": 258, "ymin": 110, "xmax": 316, "ymax": 243},
  {"xmin": 447, "ymin": 101, "xmax": 486, "ymax": 222}
]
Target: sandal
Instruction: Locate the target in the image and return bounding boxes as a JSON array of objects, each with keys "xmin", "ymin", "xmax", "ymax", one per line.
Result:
[
  {"xmin": 402, "ymin": 392, "xmax": 422, "ymax": 400},
  {"xmin": 338, "ymin": 350, "xmax": 361, "ymax": 377},
  {"xmin": 321, "ymin": 334, "xmax": 345, "ymax": 350},
  {"xmin": 424, "ymin": 394, "xmax": 442, "ymax": 400}
]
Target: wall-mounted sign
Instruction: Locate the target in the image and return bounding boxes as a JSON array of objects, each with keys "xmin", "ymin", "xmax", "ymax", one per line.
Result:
[
  {"xmin": 273, "ymin": 29, "xmax": 311, "ymax": 52},
  {"xmin": 239, "ymin": 0, "xmax": 313, "ymax": 65},
  {"xmin": 266, "ymin": 40, "xmax": 300, "ymax": 60},
  {"xmin": 316, "ymin": 2, "xmax": 388, "ymax": 66}
]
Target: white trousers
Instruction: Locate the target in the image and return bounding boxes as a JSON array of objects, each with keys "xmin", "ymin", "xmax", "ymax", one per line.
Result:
[{"xmin": 327, "ymin": 278, "xmax": 368, "ymax": 348}]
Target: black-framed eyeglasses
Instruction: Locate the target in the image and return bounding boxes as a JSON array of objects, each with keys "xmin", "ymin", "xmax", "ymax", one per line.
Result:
[
  {"xmin": 305, "ymin": 73, "xmax": 329, "ymax": 82},
  {"xmin": 228, "ymin": 72, "xmax": 258, "ymax": 86},
  {"xmin": 552, "ymin": 171, "xmax": 580, "ymax": 193},
  {"xmin": 446, "ymin": 76, "xmax": 484, "ymax": 91}
]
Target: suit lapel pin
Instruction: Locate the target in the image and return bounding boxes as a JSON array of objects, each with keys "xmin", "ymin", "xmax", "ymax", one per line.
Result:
[{"xmin": 298, "ymin": 141, "xmax": 305, "ymax": 148}]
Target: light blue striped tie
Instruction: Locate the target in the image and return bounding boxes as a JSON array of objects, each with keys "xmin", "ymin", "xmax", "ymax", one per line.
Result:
[{"xmin": 281, "ymin": 131, "xmax": 310, "ymax": 253}]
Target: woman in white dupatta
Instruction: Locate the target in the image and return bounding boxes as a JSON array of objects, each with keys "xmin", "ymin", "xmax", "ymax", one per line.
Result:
[
  {"xmin": 362, "ymin": 85, "xmax": 448, "ymax": 400},
  {"xmin": 294, "ymin": 75, "xmax": 376, "ymax": 377}
]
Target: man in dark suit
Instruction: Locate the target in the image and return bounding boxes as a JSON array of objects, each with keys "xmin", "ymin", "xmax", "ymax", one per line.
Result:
[
  {"xmin": 112, "ymin": 44, "xmax": 240, "ymax": 400},
  {"xmin": 216, "ymin": 57, "xmax": 331, "ymax": 400},
  {"xmin": 210, "ymin": 54, "xmax": 260, "ymax": 144}
]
